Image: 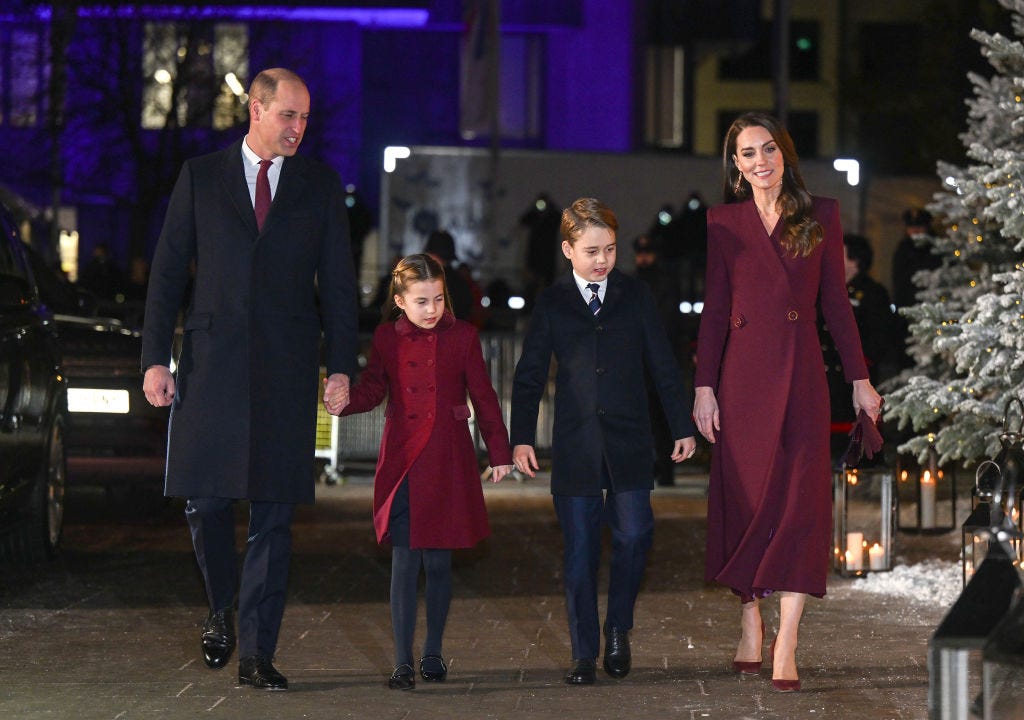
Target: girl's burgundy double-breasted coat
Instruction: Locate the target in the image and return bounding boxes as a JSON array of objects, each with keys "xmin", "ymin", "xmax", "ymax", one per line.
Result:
[
  {"xmin": 695, "ymin": 196, "xmax": 869, "ymax": 598},
  {"xmin": 342, "ymin": 311, "xmax": 512, "ymax": 548}
]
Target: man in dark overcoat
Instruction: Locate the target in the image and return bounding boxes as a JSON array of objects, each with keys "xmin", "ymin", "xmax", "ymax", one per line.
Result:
[{"xmin": 141, "ymin": 68, "xmax": 358, "ymax": 690}]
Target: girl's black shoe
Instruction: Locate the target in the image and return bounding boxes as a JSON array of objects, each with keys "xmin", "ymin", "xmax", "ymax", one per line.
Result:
[
  {"xmin": 388, "ymin": 664, "xmax": 416, "ymax": 690},
  {"xmin": 419, "ymin": 655, "xmax": 448, "ymax": 682}
]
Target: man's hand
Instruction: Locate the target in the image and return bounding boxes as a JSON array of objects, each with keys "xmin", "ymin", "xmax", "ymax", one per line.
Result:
[
  {"xmin": 143, "ymin": 365, "xmax": 176, "ymax": 407},
  {"xmin": 323, "ymin": 373, "xmax": 351, "ymax": 415}
]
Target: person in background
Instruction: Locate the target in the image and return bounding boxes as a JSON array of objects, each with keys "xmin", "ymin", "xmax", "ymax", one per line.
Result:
[
  {"xmin": 820, "ymin": 234, "xmax": 900, "ymax": 451},
  {"xmin": 891, "ymin": 207, "xmax": 940, "ymax": 368},
  {"xmin": 511, "ymin": 197, "xmax": 697, "ymax": 686},
  {"xmin": 424, "ymin": 230, "xmax": 480, "ymax": 324},
  {"xmin": 329, "ymin": 253, "xmax": 513, "ymax": 690},
  {"xmin": 519, "ymin": 192, "xmax": 562, "ymax": 308},
  {"xmin": 79, "ymin": 243, "xmax": 124, "ymax": 300},
  {"xmin": 142, "ymin": 68, "xmax": 358, "ymax": 691},
  {"xmin": 693, "ymin": 112, "xmax": 882, "ymax": 693},
  {"xmin": 891, "ymin": 207, "xmax": 938, "ymax": 312},
  {"xmin": 633, "ymin": 233, "xmax": 685, "ymax": 487}
]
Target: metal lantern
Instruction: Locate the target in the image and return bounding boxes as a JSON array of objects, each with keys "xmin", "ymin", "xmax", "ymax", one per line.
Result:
[
  {"xmin": 898, "ymin": 445, "xmax": 958, "ymax": 533},
  {"xmin": 982, "ymin": 587, "xmax": 1024, "ymax": 719},
  {"xmin": 963, "ymin": 461, "xmax": 1006, "ymax": 588},
  {"xmin": 993, "ymin": 397, "xmax": 1024, "ymax": 568},
  {"xmin": 929, "ymin": 535, "xmax": 1022, "ymax": 720},
  {"xmin": 833, "ymin": 466, "xmax": 896, "ymax": 576}
]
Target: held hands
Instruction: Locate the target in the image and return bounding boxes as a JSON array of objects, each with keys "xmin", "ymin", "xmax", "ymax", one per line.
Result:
[
  {"xmin": 513, "ymin": 444, "xmax": 539, "ymax": 478},
  {"xmin": 671, "ymin": 436, "xmax": 698, "ymax": 463},
  {"xmin": 490, "ymin": 465, "xmax": 514, "ymax": 483},
  {"xmin": 693, "ymin": 386, "xmax": 720, "ymax": 443},
  {"xmin": 143, "ymin": 366, "xmax": 176, "ymax": 407},
  {"xmin": 323, "ymin": 373, "xmax": 351, "ymax": 415}
]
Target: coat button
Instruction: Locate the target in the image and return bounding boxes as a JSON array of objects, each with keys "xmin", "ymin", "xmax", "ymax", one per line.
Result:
[
  {"xmin": 731, "ymin": 314, "xmax": 746, "ymax": 328},
  {"xmin": 787, "ymin": 310, "xmax": 799, "ymax": 321},
  {"xmin": 426, "ymin": 359, "xmax": 435, "ymax": 366},
  {"xmin": 406, "ymin": 386, "xmax": 415, "ymax": 393},
  {"xmin": 596, "ymin": 368, "xmax": 605, "ymax": 375},
  {"xmin": 427, "ymin": 411, "xmax": 434, "ymax": 419},
  {"xmin": 597, "ymin": 408, "xmax": 606, "ymax": 416}
]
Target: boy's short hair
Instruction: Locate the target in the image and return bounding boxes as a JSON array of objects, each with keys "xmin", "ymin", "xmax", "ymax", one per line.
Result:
[{"xmin": 561, "ymin": 197, "xmax": 618, "ymax": 245}]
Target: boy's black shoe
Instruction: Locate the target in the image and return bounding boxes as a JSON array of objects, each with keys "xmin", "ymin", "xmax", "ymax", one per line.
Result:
[
  {"xmin": 603, "ymin": 627, "xmax": 631, "ymax": 678},
  {"xmin": 238, "ymin": 655, "xmax": 288, "ymax": 690},
  {"xmin": 565, "ymin": 658, "xmax": 596, "ymax": 685}
]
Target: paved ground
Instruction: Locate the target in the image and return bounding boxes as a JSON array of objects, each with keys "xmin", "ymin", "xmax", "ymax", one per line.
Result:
[{"xmin": 0, "ymin": 469, "xmax": 962, "ymax": 720}]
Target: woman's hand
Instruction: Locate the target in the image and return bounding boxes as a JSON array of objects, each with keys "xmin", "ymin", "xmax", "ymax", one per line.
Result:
[
  {"xmin": 852, "ymin": 379, "xmax": 883, "ymax": 422},
  {"xmin": 693, "ymin": 386, "xmax": 720, "ymax": 443}
]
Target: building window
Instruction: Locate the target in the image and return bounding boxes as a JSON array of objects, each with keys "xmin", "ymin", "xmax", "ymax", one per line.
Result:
[
  {"xmin": 499, "ymin": 33, "xmax": 543, "ymax": 142},
  {"xmin": 719, "ymin": 19, "xmax": 820, "ymax": 82},
  {"xmin": 141, "ymin": 22, "xmax": 248, "ymax": 130},
  {"xmin": 643, "ymin": 44, "xmax": 685, "ymax": 148},
  {"xmin": 0, "ymin": 25, "xmax": 49, "ymax": 127}
]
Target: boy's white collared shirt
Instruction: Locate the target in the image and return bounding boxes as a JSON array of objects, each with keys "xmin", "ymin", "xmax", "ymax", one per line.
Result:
[{"xmin": 572, "ymin": 271, "xmax": 606, "ymax": 305}]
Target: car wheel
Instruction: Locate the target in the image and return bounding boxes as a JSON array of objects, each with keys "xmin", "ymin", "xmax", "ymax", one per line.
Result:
[{"xmin": 4, "ymin": 414, "xmax": 66, "ymax": 563}]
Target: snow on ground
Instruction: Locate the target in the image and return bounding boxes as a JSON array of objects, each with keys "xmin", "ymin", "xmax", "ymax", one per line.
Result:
[{"xmin": 849, "ymin": 560, "xmax": 962, "ymax": 608}]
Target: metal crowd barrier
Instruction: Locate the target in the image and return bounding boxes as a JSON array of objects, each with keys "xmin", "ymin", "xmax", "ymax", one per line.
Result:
[{"xmin": 315, "ymin": 331, "xmax": 554, "ymax": 479}]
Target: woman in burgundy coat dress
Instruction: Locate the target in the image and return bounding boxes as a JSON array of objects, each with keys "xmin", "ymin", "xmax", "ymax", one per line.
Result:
[
  {"xmin": 329, "ymin": 254, "xmax": 513, "ymax": 689},
  {"xmin": 693, "ymin": 113, "xmax": 882, "ymax": 692}
]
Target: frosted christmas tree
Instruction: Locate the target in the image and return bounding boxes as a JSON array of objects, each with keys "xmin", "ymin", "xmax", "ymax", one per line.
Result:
[{"xmin": 886, "ymin": 0, "xmax": 1024, "ymax": 465}]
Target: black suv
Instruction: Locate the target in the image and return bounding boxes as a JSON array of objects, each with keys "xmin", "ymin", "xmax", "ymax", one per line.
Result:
[
  {"xmin": 0, "ymin": 205, "xmax": 67, "ymax": 563},
  {"xmin": 22, "ymin": 247, "xmax": 169, "ymax": 481}
]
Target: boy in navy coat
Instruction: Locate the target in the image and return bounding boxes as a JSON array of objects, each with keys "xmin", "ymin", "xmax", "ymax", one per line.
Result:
[{"xmin": 511, "ymin": 197, "xmax": 697, "ymax": 685}]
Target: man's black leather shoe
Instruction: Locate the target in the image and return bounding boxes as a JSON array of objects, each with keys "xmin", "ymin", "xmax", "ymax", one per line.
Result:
[
  {"xmin": 238, "ymin": 655, "xmax": 288, "ymax": 690},
  {"xmin": 603, "ymin": 627, "xmax": 631, "ymax": 679},
  {"xmin": 564, "ymin": 658, "xmax": 596, "ymax": 685},
  {"xmin": 201, "ymin": 609, "xmax": 236, "ymax": 669}
]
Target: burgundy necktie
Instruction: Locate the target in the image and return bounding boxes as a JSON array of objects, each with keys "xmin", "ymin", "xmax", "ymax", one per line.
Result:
[{"xmin": 254, "ymin": 159, "xmax": 273, "ymax": 231}]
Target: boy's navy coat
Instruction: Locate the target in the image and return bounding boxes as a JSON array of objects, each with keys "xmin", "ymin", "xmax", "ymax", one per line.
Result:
[{"xmin": 511, "ymin": 269, "xmax": 695, "ymax": 495}]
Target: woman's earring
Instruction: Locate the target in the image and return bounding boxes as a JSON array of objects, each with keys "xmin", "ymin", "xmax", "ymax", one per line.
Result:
[{"xmin": 733, "ymin": 173, "xmax": 743, "ymax": 194}]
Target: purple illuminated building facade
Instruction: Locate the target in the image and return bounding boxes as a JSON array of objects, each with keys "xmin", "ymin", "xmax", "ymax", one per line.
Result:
[{"xmin": 0, "ymin": 0, "xmax": 754, "ymax": 271}]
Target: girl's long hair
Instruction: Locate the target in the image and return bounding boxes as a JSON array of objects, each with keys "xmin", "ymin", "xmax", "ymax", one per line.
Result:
[
  {"xmin": 722, "ymin": 111, "xmax": 822, "ymax": 257},
  {"xmin": 382, "ymin": 253, "xmax": 452, "ymax": 321}
]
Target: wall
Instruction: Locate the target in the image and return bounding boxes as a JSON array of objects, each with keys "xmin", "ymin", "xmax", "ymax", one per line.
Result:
[{"xmin": 378, "ymin": 145, "xmax": 865, "ymax": 288}]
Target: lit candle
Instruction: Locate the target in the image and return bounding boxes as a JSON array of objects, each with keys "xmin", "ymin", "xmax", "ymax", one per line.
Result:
[
  {"xmin": 846, "ymin": 532, "xmax": 864, "ymax": 571},
  {"xmin": 868, "ymin": 543, "xmax": 885, "ymax": 570},
  {"xmin": 920, "ymin": 470, "xmax": 937, "ymax": 529}
]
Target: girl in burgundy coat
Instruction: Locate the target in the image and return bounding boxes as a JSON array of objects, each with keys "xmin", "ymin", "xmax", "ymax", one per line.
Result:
[
  {"xmin": 693, "ymin": 113, "xmax": 882, "ymax": 692},
  {"xmin": 329, "ymin": 253, "xmax": 513, "ymax": 690}
]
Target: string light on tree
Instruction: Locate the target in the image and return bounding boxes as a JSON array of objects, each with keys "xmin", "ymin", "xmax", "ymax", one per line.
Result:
[{"xmin": 885, "ymin": 0, "xmax": 1024, "ymax": 468}]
